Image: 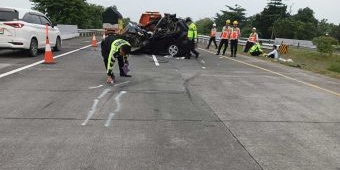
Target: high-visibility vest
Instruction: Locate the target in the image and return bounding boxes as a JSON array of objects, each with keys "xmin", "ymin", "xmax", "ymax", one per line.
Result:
[
  {"xmin": 248, "ymin": 33, "xmax": 258, "ymax": 43},
  {"xmin": 210, "ymin": 28, "xmax": 217, "ymax": 37},
  {"xmin": 230, "ymin": 27, "xmax": 240, "ymax": 40},
  {"xmin": 221, "ymin": 26, "xmax": 230, "ymax": 39},
  {"xmin": 187, "ymin": 23, "xmax": 197, "ymax": 40},
  {"xmin": 249, "ymin": 43, "xmax": 263, "ymax": 53},
  {"xmin": 107, "ymin": 39, "xmax": 131, "ymax": 73}
]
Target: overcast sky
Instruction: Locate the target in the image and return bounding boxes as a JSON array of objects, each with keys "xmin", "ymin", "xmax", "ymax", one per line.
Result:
[{"xmin": 1, "ymin": 0, "xmax": 339, "ymax": 24}]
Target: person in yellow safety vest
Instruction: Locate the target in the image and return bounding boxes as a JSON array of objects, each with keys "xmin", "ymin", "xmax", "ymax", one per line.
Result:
[
  {"xmin": 185, "ymin": 17, "xmax": 199, "ymax": 59},
  {"xmin": 244, "ymin": 27, "xmax": 258, "ymax": 53},
  {"xmin": 216, "ymin": 19, "xmax": 231, "ymax": 55},
  {"xmin": 106, "ymin": 39, "xmax": 132, "ymax": 84},
  {"xmin": 249, "ymin": 41, "xmax": 263, "ymax": 56},
  {"xmin": 206, "ymin": 23, "xmax": 218, "ymax": 49},
  {"xmin": 229, "ymin": 20, "xmax": 241, "ymax": 57}
]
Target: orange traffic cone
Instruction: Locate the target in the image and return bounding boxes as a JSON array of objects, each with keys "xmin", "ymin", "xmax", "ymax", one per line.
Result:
[
  {"xmin": 91, "ymin": 33, "xmax": 97, "ymax": 47},
  {"xmin": 44, "ymin": 36, "xmax": 55, "ymax": 64}
]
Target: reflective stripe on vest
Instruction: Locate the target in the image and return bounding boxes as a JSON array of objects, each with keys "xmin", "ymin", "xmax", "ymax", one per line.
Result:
[
  {"xmin": 107, "ymin": 39, "xmax": 131, "ymax": 73},
  {"xmin": 230, "ymin": 28, "xmax": 239, "ymax": 40},
  {"xmin": 249, "ymin": 33, "xmax": 257, "ymax": 43},
  {"xmin": 111, "ymin": 39, "xmax": 130, "ymax": 53},
  {"xmin": 221, "ymin": 26, "xmax": 229, "ymax": 39}
]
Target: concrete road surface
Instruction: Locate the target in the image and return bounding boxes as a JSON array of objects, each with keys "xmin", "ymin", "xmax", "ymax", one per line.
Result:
[{"xmin": 0, "ymin": 38, "xmax": 340, "ymax": 170}]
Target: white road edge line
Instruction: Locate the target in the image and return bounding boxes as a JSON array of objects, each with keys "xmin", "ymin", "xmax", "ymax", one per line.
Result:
[
  {"xmin": 0, "ymin": 44, "xmax": 92, "ymax": 79},
  {"xmin": 199, "ymin": 47, "xmax": 340, "ymax": 97},
  {"xmin": 152, "ymin": 55, "xmax": 160, "ymax": 66}
]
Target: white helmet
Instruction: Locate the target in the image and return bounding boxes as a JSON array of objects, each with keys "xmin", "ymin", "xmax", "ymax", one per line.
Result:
[{"xmin": 213, "ymin": 23, "xmax": 216, "ymax": 27}]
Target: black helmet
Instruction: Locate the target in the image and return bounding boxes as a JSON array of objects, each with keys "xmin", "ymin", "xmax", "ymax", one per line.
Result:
[{"xmin": 185, "ymin": 17, "xmax": 192, "ymax": 23}]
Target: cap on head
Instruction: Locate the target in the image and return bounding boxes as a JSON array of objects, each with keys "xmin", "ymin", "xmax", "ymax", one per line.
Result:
[
  {"xmin": 226, "ymin": 20, "xmax": 230, "ymax": 24},
  {"xmin": 185, "ymin": 17, "xmax": 192, "ymax": 23},
  {"xmin": 233, "ymin": 21, "xmax": 238, "ymax": 25},
  {"xmin": 213, "ymin": 23, "xmax": 216, "ymax": 27},
  {"xmin": 252, "ymin": 27, "xmax": 256, "ymax": 30}
]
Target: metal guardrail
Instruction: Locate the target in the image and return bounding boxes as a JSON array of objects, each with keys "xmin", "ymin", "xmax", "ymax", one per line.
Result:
[{"xmin": 78, "ymin": 29, "xmax": 104, "ymax": 37}]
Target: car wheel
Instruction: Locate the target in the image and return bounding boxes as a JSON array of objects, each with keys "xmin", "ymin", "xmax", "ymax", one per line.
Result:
[
  {"xmin": 54, "ymin": 36, "xmax": 61, "ymax": 51},
  {"xmin": 168, "ymin": 44, "xmax": 179, "ymax": 57},
  {"xmin": 29, "ymin": 38, "xmax": 38, "ymax": 57}
]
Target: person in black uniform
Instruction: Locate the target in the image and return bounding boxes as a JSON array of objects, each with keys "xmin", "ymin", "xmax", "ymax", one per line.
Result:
[{"xmin": 101, "ymin": 30, "xmax": 131, "ymax": 84}]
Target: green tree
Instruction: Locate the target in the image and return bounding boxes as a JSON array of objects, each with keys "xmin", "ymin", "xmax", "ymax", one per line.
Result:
[
  {"xmin": 214, "ymin": 4, "xmax": 246, "ymax": 30},
  {"xmin": 30, "ymin": 0, "xmax": 104, "ymax": 29},
  {"xmin": 253, "ymin": 0, "xmax": 289, "ymax": 39},
  {"xmin": 195, "ymin": 18, "xmax": 214, "ymax": 35},
  {"xmin": 85, "ymin": 4, "xmax": 105, "ymax": 29},
  {"xmin": 333, "ymin": 24, "xmax": 340, "ymax": 41},
  {"xmin": 293, "ymin": 7, "xmax": 318, "ymax": 25},
  {"xmin": 273, "ymin": 7, "xmax": 318, "ymax": 40}
]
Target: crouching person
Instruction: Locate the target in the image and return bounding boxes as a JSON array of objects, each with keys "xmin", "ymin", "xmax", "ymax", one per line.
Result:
[
  {"xmin": 101, "ymin": 31, "xmax": 119, "ymax": 84},
  {"xmin": 106, "ymin": 39, "xmax": 132, "ymax": 84},
  {"xmin": 249, "ymin": 41, "xmax": 263, "ymax": 56}
]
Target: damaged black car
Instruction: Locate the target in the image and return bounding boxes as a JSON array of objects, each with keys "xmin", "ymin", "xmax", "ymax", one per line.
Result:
[{"xmin": 127, "ymin": 14, "xmax": 190, "ymax": 57}]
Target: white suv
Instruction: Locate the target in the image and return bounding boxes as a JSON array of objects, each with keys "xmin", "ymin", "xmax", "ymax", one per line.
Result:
[{"xmin": 0, "ymin": 7, "xmax": 61, "ymax": 56}]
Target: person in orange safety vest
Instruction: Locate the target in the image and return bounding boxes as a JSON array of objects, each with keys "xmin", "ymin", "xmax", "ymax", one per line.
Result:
[
  {"xmin": 229, "ymin": 20, "xmax": 241, "ymax": 57},
  {"xmin": 206, "ymin": 23, "xmax": 218, "ymax": 49},
  {"xmin": 216, "ymin": 19, "xmax": 231, "ymax": 55},
  {"xmin": 243, "ymin": 27, "xmax": 258, "ymax": 53}
]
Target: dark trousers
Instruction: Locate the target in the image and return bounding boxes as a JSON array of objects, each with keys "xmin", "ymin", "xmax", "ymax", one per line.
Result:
[
  {"xmin": 186, "ymin": 40, "xmax": 199, "ymax": 58},
  {"xmin": 250, "ymin": 51, "xmax": 263, "ymax": 56},
  {"xmin": 230, "ymin": 39, "xmax": 238, "ymax": 57},
  {"xmin": 217, "ymin": 39, "xmax": 228, "ymax": 55},
  {"xmin": 244, "ymin": 41, "xmax": 255, "ymax": 52},
  {"xmin": 207, "ymin": 37, "xmax": 217, "ymax": 49},
  {"xmin": 116, "ymin": 55, "xmax": 125, "ymax": 75},
  {"xmin": 268, "ymin": 54, "xmax": 275, "ymax": 58}
]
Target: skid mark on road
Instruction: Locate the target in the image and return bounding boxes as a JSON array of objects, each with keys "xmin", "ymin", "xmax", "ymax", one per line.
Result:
[
  {"xmin": 81, "ymin": 99, "xmax": 99, "ymax": 126},
  {"xmin": 104, "ymin": 91, "xmax": 127, "ymax": 127},
  {"xmin": 199, "ymin": 48, "xmax": 340, "ymax": 98},
  {"xmin": 89, "ymin": 84, "xmax": 104, "ymax": 89},
  {"xmin": 82, "ymin": 81, "xmax": 130, "ymax": 126}
]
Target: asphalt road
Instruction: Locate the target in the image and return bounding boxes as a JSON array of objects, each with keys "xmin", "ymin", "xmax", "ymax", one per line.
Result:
[{"xmin": 0, "ymin": 37, "xmax": 340, "ymax": 170}]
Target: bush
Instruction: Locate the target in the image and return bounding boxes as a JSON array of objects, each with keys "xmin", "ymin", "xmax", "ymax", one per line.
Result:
[
  {"xmin": 328, "ymin": 63, "xmax": 340, "ymax": 73},
  {"xmin": 312, "ymin": 36, "xmax": 338, "ymax": 55}
]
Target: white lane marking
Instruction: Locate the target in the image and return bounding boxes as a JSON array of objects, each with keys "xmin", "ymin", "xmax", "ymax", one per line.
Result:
[
  {"xmin": 81, "ymin": 99, "xmax": 99, "ymax": 126},
  {"xmin": 199, "ymin": 47, "xmax": 340, "ymax": 97},
  {"xmin": 97, "ymin": 88, "xmax": 111, "ymax": 99},
  {"xmin": 105, "ymin": 91, "xmax": 127, "ymax": 127},
  {"xmin": 152, "ymin": 55, "xmax": 160, "ymax": 66},
  {"xmin": 0, "ymin": 44, "xmax": 92, "ymax": 79},
  {"xmin": 202, "ymin": 67, "xmax": 206, "ymax": 69},
  {"xmin": 89, "ymin": 84, "xmax": 104, "ymax": 89},
  {"xmin": 114, "ymin": 81, "xmax": 130, "ymax": 87}
]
